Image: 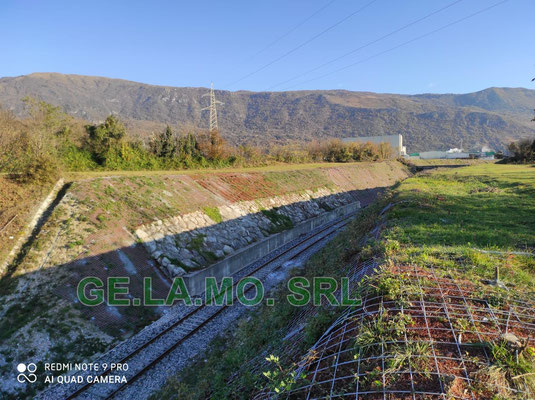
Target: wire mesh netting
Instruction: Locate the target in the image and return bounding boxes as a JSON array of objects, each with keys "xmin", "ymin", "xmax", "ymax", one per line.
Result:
[
  {"xmin": 228, "ymin": 260, "xmax": 378, "ymax": 386},
  {"xmin": 258, "ymin": 264, "xmax": 535, "ymax": 399}
]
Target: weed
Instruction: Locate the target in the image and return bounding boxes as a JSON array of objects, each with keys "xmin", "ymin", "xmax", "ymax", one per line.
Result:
[
  {"xmin": 168, "ymin": 258, "xmax": 190, "ymax": 271},
  {"xmin": 200, "ymin": 250, "xmax": 219, "ymax": 264},
  {"xmin": 368, "ymin": 268, "xmax": 423, "ymax": 308},
  {"xmin": 261, "ymin": 208, "xmax": 293, "ymax": 234},
  {"xmin": 453, "ymin": 317, "xmax": 472, "ymax": 332},
  {"xmin": 303, "ymin": 308, "xmax": 338, "ymax": 348},
  {"xmin": 353, "ymin": 311, "xmax": 414, "ymax": 357},
  {"xmin": 67, "ymin": 239, "xmax": 83, "ymax": 248},
  {"xmin": 0, "ymin": 296, "xmax": 53, "ymax": 340},
  {"xmin": 317, "ymin": 201, "xmax": 333, "ymax": 212},
  {"xmin": 262, "ymin": 355, "xmax": 305, "ymax": 394},
  {"xmin": 203, "ymin": 206, "xmax": 223, "ymax": 223},
  {"xmin": 386, "ymin": 341, "xmax": 433, "ymax": 378},
  {"xmin": 187, "ymin": 234, "xmax": 206, "ymax": 252},
  {"xmin": 474, "ymin": 340, "xmax": 535, "ymax": 397}
]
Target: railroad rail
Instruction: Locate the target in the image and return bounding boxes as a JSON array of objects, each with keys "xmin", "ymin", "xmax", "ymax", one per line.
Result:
[{"xmin": 47, "ymin": 211, "xmax": 357, "ymax": 400}]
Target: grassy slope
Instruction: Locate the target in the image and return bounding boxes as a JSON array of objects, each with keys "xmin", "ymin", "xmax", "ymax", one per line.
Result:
[
  {"xmin": 65, "ymin": 160, "xmax": 408, "ymax": 256},
  {"xmin": 408, "ymin": 159, "xmax": 495, "ymax": 166},
  {"xmin": 0, "ymin": 161, "xmax": 399, "ymax": 267},
  {"xmin": 0, "ymin": 177, "xmax": 53, "ymax": 266},
  {"xmin": 151, "ymin": 163, "xmax": 535, "ymax": 399}
]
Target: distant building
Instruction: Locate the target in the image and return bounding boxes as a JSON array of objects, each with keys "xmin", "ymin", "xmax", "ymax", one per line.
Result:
[
  {"xmin": 417, "ymin": 151, "xmax": 450, "ymax": 159},
  {"xmin": 341, "ymin": 134, "xmax": 406, "ymax": 156},
  {"xmin": 407, "ymin": 147, "xmax": 495, "ymax": 160},
  {"xmin": 415, "ymin": 149, "xmax": 470, "ymax": 159}
]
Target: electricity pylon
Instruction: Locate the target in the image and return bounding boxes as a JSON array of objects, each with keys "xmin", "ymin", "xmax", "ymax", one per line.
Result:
[{"xmin": 202, "ymin": 82, "xmax": 223, "ymax": 132}]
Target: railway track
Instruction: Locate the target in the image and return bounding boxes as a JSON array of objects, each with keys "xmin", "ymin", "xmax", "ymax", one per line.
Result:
[{"xmin": 47, "ymin": 211, "xmax": 357, "ymax": 400}]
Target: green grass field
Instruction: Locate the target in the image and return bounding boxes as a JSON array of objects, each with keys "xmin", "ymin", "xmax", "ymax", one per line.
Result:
[
  {"xmin": 390, "ymin": 163, "xmax": 535, "ymax": 249},
  {"xmin": 384, "ymin": 163, "xmax": 535, "ymax": 289}
]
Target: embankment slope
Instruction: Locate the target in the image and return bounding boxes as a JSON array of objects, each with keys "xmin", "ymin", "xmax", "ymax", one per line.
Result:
[{"xmin": 0, "ymin": 161, "xmax": 409, "ymax": 400}]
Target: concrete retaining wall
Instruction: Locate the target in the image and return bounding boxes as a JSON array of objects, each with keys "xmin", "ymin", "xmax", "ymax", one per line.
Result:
[
  {"xmin": 183, "ymin": 201, "xmax": 360, "ymax": 296},
  {"xmin": 136, "ymin": 187, "xmax": 357, "ymax": 276}
]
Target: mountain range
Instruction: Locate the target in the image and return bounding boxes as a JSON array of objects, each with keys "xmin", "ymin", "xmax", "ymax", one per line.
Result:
[{"xmin": 1, "ymin": 72, "xmax": 534, "ymax": 152}]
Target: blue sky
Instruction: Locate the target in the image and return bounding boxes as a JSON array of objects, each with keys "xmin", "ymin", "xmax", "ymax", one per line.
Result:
[{"xmin": 1, "ymin": 0, "xmax": 533, "ymax": 94}]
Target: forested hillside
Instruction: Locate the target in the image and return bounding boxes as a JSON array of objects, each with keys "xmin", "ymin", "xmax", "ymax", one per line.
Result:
[{"xmin": 1, "ymin": 73, "xmax": 534, "ymax": 151}]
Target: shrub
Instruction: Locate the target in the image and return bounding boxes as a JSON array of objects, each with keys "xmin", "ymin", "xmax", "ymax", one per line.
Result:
[
  {"xmin": 198, "ymin": 130, "xmax": 229, "ymax": 161},
  {"xmin": 1, "ymin": 99, "xmax": 399, "ymax": 177},
  {"xmin": 59, "ymin": 145, "xmax": 99, "ymax": 171},
  {"xmin": 14, "ymin": 154, "xmax": 60, "ymax": 184},
  {"xmin": 507, "ymin": 137, "xmax": 535, "ymax": 163},
  {"xmin": 102, "ymin": 141, "xmax": 162, "ymax": 170}
]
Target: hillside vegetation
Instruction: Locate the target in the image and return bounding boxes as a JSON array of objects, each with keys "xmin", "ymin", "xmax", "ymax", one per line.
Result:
[
  {"xmin": 1, "ymin": 73, "xmax": 535, "ymax": 151},
  {"xmin": 0, "ymin": 97, "xmax": 395, "ymax": 185}
]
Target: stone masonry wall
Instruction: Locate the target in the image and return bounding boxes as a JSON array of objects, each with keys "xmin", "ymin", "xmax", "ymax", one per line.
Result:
[{"xmin": 135, "ymin": 187, "xmax": 356, "ymax": 277}]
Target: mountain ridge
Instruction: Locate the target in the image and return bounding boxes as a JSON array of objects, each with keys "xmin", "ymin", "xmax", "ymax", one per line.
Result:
[{"xmin": 1, "ymin": 73, "xmax": 534, "ymax": 151}]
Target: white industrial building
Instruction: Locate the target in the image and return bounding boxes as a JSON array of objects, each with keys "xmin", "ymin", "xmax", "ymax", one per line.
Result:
[
  {"xmin": 408, "ymin": 147, "xmax": 495, "ymax": 160},
  {"xmin": 341, "ymin": 134, "xmax": 407, "ymax": 156},
  {"xmin": 418, "ymin": 148, "xmax": 470, "ymax": 159}
]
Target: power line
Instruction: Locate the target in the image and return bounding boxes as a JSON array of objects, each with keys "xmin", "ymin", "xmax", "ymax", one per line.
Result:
[
  {"xmin": 246, "ymin": 0, "xmax": 337, "ymax": 62},
  {"xmin": 224, "ymin": 0, "xmax": 380, "ymax": 89},
  {"xmin": 265, "ymin": 0, "xmax": 465, "ymax": 91},
  {"xmin": 281, "ymin": 0, "xmax": 509, "ymax": 91}
]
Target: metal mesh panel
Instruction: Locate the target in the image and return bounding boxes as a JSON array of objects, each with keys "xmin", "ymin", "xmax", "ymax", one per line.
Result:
[{"xmin": 259, "ymin": 264, "xmax": 535, "ymax": 399}]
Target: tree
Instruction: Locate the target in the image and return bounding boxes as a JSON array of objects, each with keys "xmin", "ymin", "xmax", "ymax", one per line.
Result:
[
  {"xmin": 150, "ymin": 125, "xmax": 176, "ymax": 158},
  {"xmin": 0, "ymin": 98, "xmax": 72, "ymax": 183},
  {"xmin": 86, "ymin": 114, "xmax": 126, "ymax": 164},
  {"xmin": 306, "ymin": 140, "xmax": 325, "ymax": 162},
  {"xmin": 23, "ymin": 97, "xmax": 69, "ymax": 152},
  {"xmin": 176, "ymin": 132, "xmax": 199, "ymax": 158},
  {"xmin": 198, "ymin": 130, "xmax": 228, "ymax": 161}
]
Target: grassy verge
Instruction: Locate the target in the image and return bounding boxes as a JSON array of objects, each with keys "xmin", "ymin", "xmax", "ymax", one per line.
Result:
[
  {"xmin": 385, "ymin": 163, "xmax": 535, "ymax": 250},
  {"xmin": 63, "ymin": 161, "xmax": 378, "ymax": 180}
]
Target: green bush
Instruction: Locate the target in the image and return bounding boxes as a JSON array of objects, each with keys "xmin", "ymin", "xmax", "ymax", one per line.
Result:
[
  {"xmin": 59, "ymin": 145, "xmax": 99, "ymax": 171},
  {"xmin": 102, "ymin": 142, "xmax": 163, "ymax": 170},
  {"xmin": 85, "ymin": 115, "xmax": 126, "ymax": 165}
]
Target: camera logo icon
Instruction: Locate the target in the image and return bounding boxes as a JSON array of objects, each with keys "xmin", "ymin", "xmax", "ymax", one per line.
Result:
[{"xmin": 17, "ymin": 363, "xmax": 37, "ymax": 383}]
